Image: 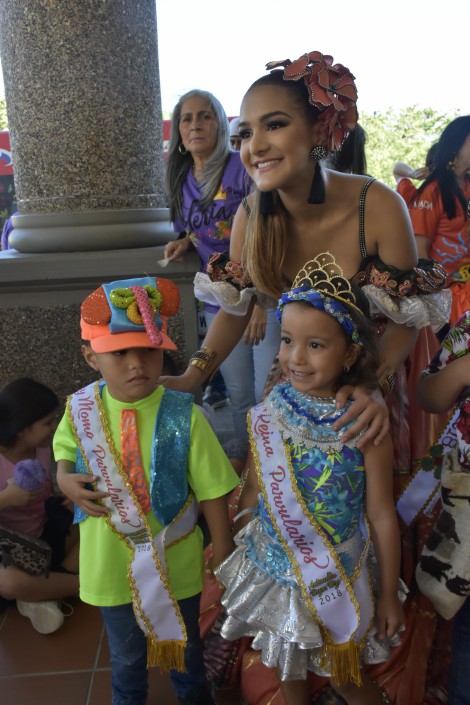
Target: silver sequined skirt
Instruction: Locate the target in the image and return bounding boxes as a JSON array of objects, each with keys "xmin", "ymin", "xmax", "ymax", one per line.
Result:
[{"xmin": 215, "ymin": 517, "xmax": 407, "ymax": 681}]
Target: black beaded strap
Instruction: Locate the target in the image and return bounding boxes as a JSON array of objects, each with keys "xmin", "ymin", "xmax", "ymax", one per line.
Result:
[{"xmin": 358, "ymin": 178, "xmax": 376, "ymax": 260}]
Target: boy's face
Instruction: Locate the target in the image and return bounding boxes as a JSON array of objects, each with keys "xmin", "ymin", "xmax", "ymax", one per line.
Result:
[{"xmin": 82, "ymin": 345, "xmax": 164, "ymax": 403}]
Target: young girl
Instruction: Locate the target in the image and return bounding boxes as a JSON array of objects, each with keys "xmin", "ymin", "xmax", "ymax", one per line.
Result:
[
  {"xmin": 215, "ymin": 254, "xmax": 405, "ymax": 705},
  {"xmin": 0, "ymin": 378, "xmax": 79, "ymax": 634}
]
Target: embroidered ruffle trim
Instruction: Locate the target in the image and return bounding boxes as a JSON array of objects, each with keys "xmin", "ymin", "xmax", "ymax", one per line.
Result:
[
  {"xmin": 216, "ymin": 518, "xmax": 407, "ymax": 682},
  {"xmin": 352, "ymin": 256, "xmax": 451, "ymax": 329},
  {"xmin": 194, "ymin": 272, "xmax": 276, "ymax": 314}
]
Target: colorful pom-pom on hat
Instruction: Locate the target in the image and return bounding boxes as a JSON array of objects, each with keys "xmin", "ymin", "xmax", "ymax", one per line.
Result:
[{"xmin": 80, "ymin": 276, "xmax": 179, "ymax": 353}]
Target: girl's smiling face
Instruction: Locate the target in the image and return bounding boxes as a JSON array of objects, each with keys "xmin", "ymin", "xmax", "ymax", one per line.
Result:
[
  {"xmin": 239, "ymin": 84, "xmax": 323, "ymax": 196},
  {"xmin": 278, "ymin": 302, "xmax": 360, "ymax": 398}
]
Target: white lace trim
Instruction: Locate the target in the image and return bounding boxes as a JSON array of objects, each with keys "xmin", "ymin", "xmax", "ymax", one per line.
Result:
[
  {"xmin": 194, "ymin": 272, "xmax": 277, "ymax": 315},
  {"xmin": 362, "ymin": 285, "xmax": 451, "ymax": 330}
]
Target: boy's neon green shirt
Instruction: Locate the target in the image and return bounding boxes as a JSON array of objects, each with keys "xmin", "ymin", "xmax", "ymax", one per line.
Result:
[{"xmin": 53, "ymin": 384, "xmax": 239, "ymax": 606}]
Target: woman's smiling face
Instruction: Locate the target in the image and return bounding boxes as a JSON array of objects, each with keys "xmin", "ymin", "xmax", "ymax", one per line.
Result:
[{"xmin": 238, "ymin": 84, "xmax": 321, "ymax": 195}]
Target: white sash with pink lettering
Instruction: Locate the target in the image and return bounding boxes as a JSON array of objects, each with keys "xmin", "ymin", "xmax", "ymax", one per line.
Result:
[
  {"xmin": 250, "ymin": 403, "xmax": 373, "ymax": 651},
  {"xmin": 68, "ymin": 382, "xmax": 197, "ymax": 671}
]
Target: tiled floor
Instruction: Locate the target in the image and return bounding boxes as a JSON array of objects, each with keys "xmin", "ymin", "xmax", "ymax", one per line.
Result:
[{"xmin": 0, "ymin": 598, "xmax": 179, "ymax": 705}]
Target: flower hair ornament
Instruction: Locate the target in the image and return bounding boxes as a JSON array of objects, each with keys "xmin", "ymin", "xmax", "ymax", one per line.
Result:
[
  {"xmin": 276, "ymin": 252, "xmax": 364, "ymax": 346},
  {"xmin": 260, "ymin": 52, "xmax": 358, "ymax": 209},
  {"xmin": 266, "ymin": 51, "xmax": 358, "ymax": 151}
]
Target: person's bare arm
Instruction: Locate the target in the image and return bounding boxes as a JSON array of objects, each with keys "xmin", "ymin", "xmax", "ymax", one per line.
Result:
[
  {"xmin": 371, "ymin": 182, "xmax": 418, "ymax": 269},
  {"xmin": 164, "ymin": 236, "xmax": 191, "ymax": 262},
  {"xmin": 56, "ymin": 460, "xmax": 108, "ymax": 518},
  {"xmin": 417, "ymin": 356, "xmax": 470, "ymax": 413},
  {"xmin": 160, "ymin": 201, "xmax": 255, "ymax": 393},
  {"xmin": 364, "ymin": 434, "xmax": 403, "ymax": 640},
  {"xmin": 415, "ymin": 234, "xmax": 431, "ymax": 259},
  {"xmin": 0, "ymin": 479, "xmax": 43, "ymax": 510},
  {"xmin": 393, "ymin": 162, "xmax": 415, "ymax": 180},
  {"xmin": 338, "ymin": 184, "xmax": 420, "ymax": 446},
  {"xmin": 244, "ymin": 304, "xmax": 267, "ymax": 345},
  {"xmin": 232, "ymin": 455, "xmax": 260, "ymax": 533},
  {"xmin": 200, "ymin": 495, "xmax": 235, "ymax": 569}
]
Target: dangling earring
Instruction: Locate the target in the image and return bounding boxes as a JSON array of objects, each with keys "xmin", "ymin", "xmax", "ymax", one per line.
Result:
[
  {"xmin": 178, "ymin": 144, "xmax": 187, "ymax": 155},
  {"xmin": 447, "ymin": 159, "xmax": 455, "ymax": 171},
  {"xmin": 310, "ymin": 145, "xmax": 327, "ymax": 161},
  {"xmin": 344, "ymin": 365, "xmax": 350, "ymax": 374},
  {"xmin": 259, "ymin": 191, "xmax": 275, "ymax": 216},
  {"xmin": 308, "ymin": 145, "xmax": 327, "ymax": 205}
]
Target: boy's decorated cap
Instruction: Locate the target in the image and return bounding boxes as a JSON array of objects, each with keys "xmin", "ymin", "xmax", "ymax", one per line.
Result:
[{"xmin": 80, "ymin": 276, "xmax": 179, "ymax": 353}]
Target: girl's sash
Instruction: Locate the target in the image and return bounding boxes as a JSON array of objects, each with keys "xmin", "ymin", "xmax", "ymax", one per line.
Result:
[
  {"xmin": 396, "ymin": 407, "xmax": 459, "ymax": 525},
  {"xmin": 68, "ymin": 382, "xmax": 198, "ymax": 671},
  {"xmin": 250, "ymin": 403, "xmax": 373, "ymax": 685}
]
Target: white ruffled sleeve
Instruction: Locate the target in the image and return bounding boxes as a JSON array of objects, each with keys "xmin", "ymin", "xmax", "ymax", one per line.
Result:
[
  {"xmin": 194, "ymin": 272, "xmax": 277, "ymax": 315},
  {"xmin": 362, "ymin": 285, "xmax": 451, "ymax": 330}
]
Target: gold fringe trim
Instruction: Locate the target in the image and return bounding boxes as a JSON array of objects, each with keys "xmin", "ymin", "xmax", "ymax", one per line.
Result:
[
  {"xmin": 319, "ymin": 639, "xmax": 362, "ymax": 687},
  {"xmin": 147, "ymin": 638, "xmax": 186, "ymax": 672}
]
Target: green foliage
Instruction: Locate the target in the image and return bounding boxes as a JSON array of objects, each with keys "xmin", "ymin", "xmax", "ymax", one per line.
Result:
[
  {"xmin": 361, "ymin": 106, "xmax": 461, "ymax": 187},
  {"xmin": 0, "ymin": 99, "xmax": 7, "ymax": 130}
]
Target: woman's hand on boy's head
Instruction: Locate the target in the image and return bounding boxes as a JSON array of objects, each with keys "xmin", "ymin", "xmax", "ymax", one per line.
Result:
[
  {"xmin": 333, "ymin": 385, "xmax": 389, "ymax": 449},
  {"xmin": 56, "ymin": 471, "xmax": 109, "ymax": 519}
]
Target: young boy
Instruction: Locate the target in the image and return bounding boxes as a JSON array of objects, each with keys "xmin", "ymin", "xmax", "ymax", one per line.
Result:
[{"xmin": 53, "ymin": 275, "xmax": 239, "ymax": 705}]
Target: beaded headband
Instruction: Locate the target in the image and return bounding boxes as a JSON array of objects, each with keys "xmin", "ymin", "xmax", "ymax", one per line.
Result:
[
  {"xmin": 266, "ymin": 51, "xmax": 358, "ymax": 151},
  {"xmin": 276, "ymin": 253, "xmax": 364, "ymax": 346}
]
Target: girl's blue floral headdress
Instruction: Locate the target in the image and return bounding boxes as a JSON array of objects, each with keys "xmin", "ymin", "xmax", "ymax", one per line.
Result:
[{"xmin": 277, "ymin": 253, "xmax": 364, "ymax": 346}]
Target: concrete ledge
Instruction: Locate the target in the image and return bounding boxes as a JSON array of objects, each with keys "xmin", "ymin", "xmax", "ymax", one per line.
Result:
[
  {"xmin": 9, "ymin": 208, "xmax": 174, "ymax": 253},
  {"xmin": 0, "ymin": 247, "xmax": 200, "ymax": 401}
]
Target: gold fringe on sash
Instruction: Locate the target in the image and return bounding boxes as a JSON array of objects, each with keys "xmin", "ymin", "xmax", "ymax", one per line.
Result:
[
  {"xmin": 147, "ymin": 637, "xmax": 186, "ymax": 672},
  {"xmin": 319, "ymin": 636, "xmax": 362, "ymax": 686}
]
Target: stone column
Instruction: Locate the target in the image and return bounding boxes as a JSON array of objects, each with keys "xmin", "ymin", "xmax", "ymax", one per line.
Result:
[{"xmin": 0, "ymin": 0, "xmax": 171, "ymax": 252}]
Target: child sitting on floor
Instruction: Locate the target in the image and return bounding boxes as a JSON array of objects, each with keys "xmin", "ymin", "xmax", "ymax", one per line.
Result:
[{"xmin": 0, "ymin": 377, "xmax": 78, "ymax": 634}]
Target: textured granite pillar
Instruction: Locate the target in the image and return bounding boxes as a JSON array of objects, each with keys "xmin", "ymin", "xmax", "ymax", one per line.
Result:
[{"xmin": 0, "ymin": 0, "xmax": 171, "ymax": 252}]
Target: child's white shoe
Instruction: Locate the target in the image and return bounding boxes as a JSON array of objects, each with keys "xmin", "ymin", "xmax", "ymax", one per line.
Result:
[{"xmin": 16, "ymin": 599, "xmax": 65, "ymax": 634}]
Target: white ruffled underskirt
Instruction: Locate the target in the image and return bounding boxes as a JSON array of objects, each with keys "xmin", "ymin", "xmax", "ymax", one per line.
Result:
[{"xmin": 215, "ymin": 518, "xmax": 407, "ymax": 681}]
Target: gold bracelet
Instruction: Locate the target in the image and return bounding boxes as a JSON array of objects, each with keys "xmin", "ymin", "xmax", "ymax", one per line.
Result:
[{"xmin": 189, "ymin": 346, "xmax": 217, "ymax": 373}]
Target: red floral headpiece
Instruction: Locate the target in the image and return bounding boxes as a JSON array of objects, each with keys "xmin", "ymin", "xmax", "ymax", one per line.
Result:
[{"xmin": 266, "ymin": 51, "xmax": 358, "ymax": 151}]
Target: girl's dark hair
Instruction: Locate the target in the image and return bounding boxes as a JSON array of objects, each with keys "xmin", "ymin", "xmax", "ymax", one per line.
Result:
[
  {"xmin": 414, "ymin": 115, "xmax": 470, "ymax": 220},
  {"xmin": 335, "ymin": 285, "xmax": 380, "ymax": 392},
  {"xmin": 0, "ymin": 378, "xmax": 59, "ymax": 448}
]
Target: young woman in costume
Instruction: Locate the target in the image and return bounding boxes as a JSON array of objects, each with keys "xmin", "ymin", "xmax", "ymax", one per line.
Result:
[{"xmin": 162, "ymin": 51, "xmax": 448, "ymax": 449}]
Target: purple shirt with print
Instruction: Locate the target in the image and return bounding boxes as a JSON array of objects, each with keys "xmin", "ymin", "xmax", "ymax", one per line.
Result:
[{"xmin": 173, "ymin": 151, "xmax": 251, "ymax": 312}]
